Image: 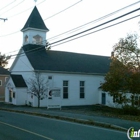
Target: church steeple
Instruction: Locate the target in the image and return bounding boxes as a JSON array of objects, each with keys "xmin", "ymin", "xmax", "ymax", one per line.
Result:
[{"xmin": 21, "ymin": 6, "xmax": 49, "ymax": 46}]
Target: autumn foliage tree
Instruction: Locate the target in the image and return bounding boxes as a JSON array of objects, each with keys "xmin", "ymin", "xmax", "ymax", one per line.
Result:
[
  {"xmin": 0, "ymin": 52, "xmax": 11, "ymax": 68},
  {"xmin": 101, "ymin": 34, "xmax": 140, "ymax": 107}
]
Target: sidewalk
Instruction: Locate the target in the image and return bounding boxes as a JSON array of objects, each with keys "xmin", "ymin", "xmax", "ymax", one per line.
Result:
[{"xmin": 0, "ymin": 102, "xmax": 139, "ymax": 131}]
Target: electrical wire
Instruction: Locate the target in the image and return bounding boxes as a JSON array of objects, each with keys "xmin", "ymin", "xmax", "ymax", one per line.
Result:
[
  {"xmin": 0, "ymin": 0, "xmax": 139, "ymax": 39},
  {"xmin": 44, "ymin": 0, "xmax": 82, "ymax": 20},
  {"xmin": 7, "ymin": 0, "xmax": 81, "ymax": 19},
  {"xmin": 10, "ymin": 45, "xmax": 45, "ymax": 57},
  {"xmin": 9, "ymin": 11, "xmax": 139, "ymax": 61},
  {"xmin": 0, "ymin": 0, "xmax": 16, "ymax": 11},
  {"xmin": 7, "ymin": 0, "xmax": 46, "ymax": 18},
  {"xmin": 47, "ymin": 0, "xmax": 140, "ymax": 41},
  {"xmin": 50, "ymin": 14, "xmax": 140, "ymax": 48},
  {"xmin": 0, "ymin": 0, "xmax": 25, "ymax": 16},
  {"xmin": 0, "ymin": 31, "xmax": 20, "ymax": 37},
  {"xmin": 5, "ymin": 49, "xmax": 19, "ymax": 55},
  {"xmin": 2, "ymin": 2, "xmax": 140, "ymax": 55},
  {"xmin": 49, "ymin": 8, "xmax": 140, "ymax": 45},
  {"xmin": 9, "ymin": 13, "xmax": 140, "ymax": 59},
  {"xmin": 0, "ymin": 0, "xmax": 82, "ymax": 37},
  {"xmin": 10, "ymin": 46, "xmax": 45, "ymax": 60}
]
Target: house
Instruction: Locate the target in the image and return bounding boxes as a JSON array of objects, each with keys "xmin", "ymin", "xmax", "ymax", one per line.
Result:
[
  {"xmin": 5, "ymin": 6, "xmax": 114, "ymax": 107},
  {"xmin": 0, "ymin": 67, "xmax": 10, "ymax": 101}
]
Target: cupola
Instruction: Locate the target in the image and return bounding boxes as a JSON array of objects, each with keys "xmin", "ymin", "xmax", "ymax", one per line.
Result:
[{"xmin": 21, "ymin": 6, "xmax": 49, "ymax": 46}]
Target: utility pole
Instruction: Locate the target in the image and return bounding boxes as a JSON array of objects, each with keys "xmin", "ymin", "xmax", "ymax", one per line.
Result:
[{"xmin": 0, "ymin": 18, "xmax": 7, "ymax": 22}]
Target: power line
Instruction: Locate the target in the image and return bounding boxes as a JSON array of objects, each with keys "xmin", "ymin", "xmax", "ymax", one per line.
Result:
[
  {"xmin": 10, "ymin": 45, "xmax": 45, "ymax": 57},
  {"xmin": 49, "ymin": 8, "xmax": 140, "ymax": 45},
  {"xmin": 6, "ymin": 7, "xmax": 140, "ymax": 58},
  {"xmin": 47, "ymin": 0, "xmax": 140, "ymax": 42},
  {"xmin": 2, "ymin": 2, "xmax": 140, "ymax": 55},
  {"xmin": 0, "ymin": 31, "xmax": 19, "ymax": 37},
  {"xmin": 5, "ymin": 49, "xmax": 19, "ymax": 55},
  {"xmin": 10, "ymin": 46, "xmax": 45, "ymax": 60},
  {"xmin": 50, "ymin": 14, "xmax": 140, "ymax": 48},
  {"xmin": 5, "ymin": 0, "xmax": 81, "ymax": 20},
  {"xmin": 0, "ymin": 0, "xmax": 16, "ymax": 11},
  {"xmin": 0, "ymin": 0, "xmax": 82, "ymax": 37},
  {"xmin": 7, "ymin": 0, "xmax": 46, "ymax": 18},
  {"xmin": 9, "ymin": 12, "xmax": 139, "ymax": 60},
  {"xmin": 9, "ymin": 13, "xmax": 140, "ymax": 59},
  {"xmin": 4, "ymin": 39, "xmax": 47, "ymax": 55},
  {"xmin": 0, "ymin": 0, "xmax": 46, "ymax": 37},
  {"xmin": 44, "ymin": 0, "xmax": 82, "ymax": 20},
  {"xmin": 1, "ymin": 0, "xmax": 139, "ymax": 38},
  {"xmin": 0, "ymin": 0, "xmax": 25, "ymax": 16}
]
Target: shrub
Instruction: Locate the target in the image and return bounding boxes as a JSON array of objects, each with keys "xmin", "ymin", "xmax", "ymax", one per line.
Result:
[{"xmin": 121, "ymin": 105, "xmax": 140, "ymax": 116}]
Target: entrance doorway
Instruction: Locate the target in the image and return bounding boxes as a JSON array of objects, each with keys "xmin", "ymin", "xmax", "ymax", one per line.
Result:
[{"xmin": 9, "ymin": 90, "xmax": 12, "ymax": 102}]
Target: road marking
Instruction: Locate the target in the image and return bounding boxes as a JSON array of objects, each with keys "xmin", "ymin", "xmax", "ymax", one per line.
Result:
[
  {"xmin": 0, "ymin": 110, "xmax": 126, "ymax": 134},
  {"xmin": 0, "ymin": 121, "xmax": 53, "ymax": 140}
]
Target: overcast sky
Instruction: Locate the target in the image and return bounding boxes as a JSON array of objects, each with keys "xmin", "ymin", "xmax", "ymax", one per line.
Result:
[{"xmin": 0, "ymin": 0, "xmax": 139, "ymax": 64}]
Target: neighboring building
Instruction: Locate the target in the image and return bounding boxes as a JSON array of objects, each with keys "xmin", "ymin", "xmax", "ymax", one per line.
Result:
[
  {"xmin": 5, "ymin": 6, "xmax": 114, "ymax": 107},
  {"xmin": 0, "ymin": 67, "xmax": 10, "ymax": 101}
]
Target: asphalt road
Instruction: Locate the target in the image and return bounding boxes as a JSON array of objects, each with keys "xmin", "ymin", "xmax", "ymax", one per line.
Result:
[{"xmin": 0, "ymin": 110, "xmax": 127, "ymax": 140}]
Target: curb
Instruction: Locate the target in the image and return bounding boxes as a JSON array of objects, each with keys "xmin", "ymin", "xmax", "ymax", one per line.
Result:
[{"xmin": 0, "ymin": 108, "xmax": 127, "ymax": 132}]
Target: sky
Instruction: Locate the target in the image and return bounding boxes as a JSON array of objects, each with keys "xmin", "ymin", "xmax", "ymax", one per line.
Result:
[{"xmin": 0, "ymin": 0, "xmax": 140, "ymax": 67}]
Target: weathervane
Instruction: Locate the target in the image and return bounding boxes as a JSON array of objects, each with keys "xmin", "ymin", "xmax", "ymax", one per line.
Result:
[{"xmin": 34, "ymin": 0, "xmax": 37, "ymax": 5}]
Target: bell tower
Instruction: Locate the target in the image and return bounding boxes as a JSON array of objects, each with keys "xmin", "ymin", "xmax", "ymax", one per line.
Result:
[{"xmin": 21, "ymin": 6, "xmax": 49, "ymax": 46}]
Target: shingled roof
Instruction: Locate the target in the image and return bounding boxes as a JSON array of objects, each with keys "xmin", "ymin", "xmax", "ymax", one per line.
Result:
[
  {"xmin": 21, "ymin": 6, "xmax": 49, "ymax": 31},
  {"xmin": 0, "ymin": 67, "xmax": 10, "ymax": 75},
  {"xmin": 11, "ymin": 74, "xmax": 27, "ymax": 87},
  {"xmin": 23, "ymin": 44, "xmax": 111, "ymax": 75}
]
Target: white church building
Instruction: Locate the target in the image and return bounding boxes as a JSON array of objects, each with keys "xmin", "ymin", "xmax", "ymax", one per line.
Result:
[{"xmin": 5, "ymin": 6, "xmax": 114, "ymax": 108}]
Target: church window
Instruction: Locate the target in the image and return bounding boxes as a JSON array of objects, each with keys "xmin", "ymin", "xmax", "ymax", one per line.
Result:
[
  {"xmin": 63, "ymin": 81, "xmax": 68, "ymax": 99},
  {"xmin": 24, "ymin": 35, "xmax": 28, "ymax": 43},
  {"xmin": 32, "ymin": 35, "xmax": 42, "ymax": 44}
]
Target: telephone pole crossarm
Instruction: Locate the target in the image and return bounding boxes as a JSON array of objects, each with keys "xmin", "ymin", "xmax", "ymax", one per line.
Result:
[{"xmin": 0, "ymin": 18, "xmax": 8, "ymax": 22}]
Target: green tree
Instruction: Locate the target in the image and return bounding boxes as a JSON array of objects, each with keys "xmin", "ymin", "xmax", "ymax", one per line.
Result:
[
  {"xmin": 0, "ymin": 52, "xmax": 11, "ymax": 68},
  {"xmin": 101, "ymin": 34, "xmax": 140, "ymax": 107},
  {"xmin": 113, "ymin": 34, "xmax": 140, "ymax": 72}
]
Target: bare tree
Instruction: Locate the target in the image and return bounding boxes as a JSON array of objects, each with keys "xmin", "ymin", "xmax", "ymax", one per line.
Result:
[{"xmin": 28, "ymin": 72, "xmax": 49, "ymax": 107}]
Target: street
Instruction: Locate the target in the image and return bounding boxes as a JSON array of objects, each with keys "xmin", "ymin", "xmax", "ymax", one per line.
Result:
[{"xmin": 0, "ymin": 110, "xmax": 127, "ymax": 140}]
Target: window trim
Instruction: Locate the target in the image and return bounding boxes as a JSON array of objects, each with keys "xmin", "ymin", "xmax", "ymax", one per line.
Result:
[
  {"xmin": 63, "ymin": 80, "xmax": 69, "ymax": 99},
  {"xmin": 80, "ymin": 81, "xmax": 85, "ymax": 99}
]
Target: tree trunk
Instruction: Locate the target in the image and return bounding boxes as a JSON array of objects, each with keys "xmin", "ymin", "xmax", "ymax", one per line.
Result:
[{"xmin": 38, "ymin": 98, "xmax": 40, "ymax": 108}]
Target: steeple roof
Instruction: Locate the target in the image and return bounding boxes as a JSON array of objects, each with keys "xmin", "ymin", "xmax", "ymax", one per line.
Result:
[{"xmin": 21, "ymin": 6, "xmax": 49, "ymax": 31}]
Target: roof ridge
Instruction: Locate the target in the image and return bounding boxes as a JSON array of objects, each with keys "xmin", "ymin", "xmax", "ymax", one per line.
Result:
[{"xmin": 46, "ymin": 50, "xmax": 110, "ymax": 57}]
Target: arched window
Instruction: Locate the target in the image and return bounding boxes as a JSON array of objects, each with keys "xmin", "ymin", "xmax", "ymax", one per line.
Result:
[
  {"xmin": 24, "ymin": 35, "xmax": 28, "ymax": 43},
  {"xmin": 32, "ymin": 35, "xmax": 42, "ymax": 44}
]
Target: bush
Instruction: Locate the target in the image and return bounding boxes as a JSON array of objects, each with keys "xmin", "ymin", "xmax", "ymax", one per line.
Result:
[
  {"xmin": 121, "ymin": 105, "xmax": 140, "ymax": 116},
  {"xmin": 93, "ymin": 104, "xmax": 120, "ymax": 114}
]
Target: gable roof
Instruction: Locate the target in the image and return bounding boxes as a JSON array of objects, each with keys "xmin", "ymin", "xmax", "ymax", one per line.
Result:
[
  {"xmin": 11, "ymin": 74, "xmax": 27, "ymax": 87},
  {"xmin": 23, "ymin": 44, "xmax": 111, "ymax": 75},
  {"xmin": 0, "ymin": 67, "xmax": 10, "ymax": 75},
  {"xmin": 21, "ymin": 6, "xmax": 49, "ymax": 31}
]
